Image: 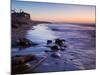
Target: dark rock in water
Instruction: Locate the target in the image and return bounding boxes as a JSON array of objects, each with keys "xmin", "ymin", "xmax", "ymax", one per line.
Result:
[
  {"xmin": 47, "ymin": 40, "xmax": 52, "ymax": 45},
  {"xmin": 55, "ymin": 38, "xmax": 65, "ymax": 46},
  {"xmin": 12, "ymin": 54, "xmax": 37, "ymax": 65},
  {"xmin": 55, "ymin": 39, "xmax": 60, "ymax": 45},
  {"xmin": 44, "ymin": 50, "xmax": 52, "ymax": 52},
  {"xmin": 46, "ymin": 39, "xmax": 67, "ymax": 52},
  {"xmin": 55, "ymin": 38, "xmax": 67, "ymax": 51},
  {"xmin": 51, "ymin": 28, "xmax": 60, "ymax": 31},
  {"xmin": 51, "ymin": 45, "xmax": 59, "ymax": 52},
  {"xmin": 17, "ymin": 38, "xmax": 38, "ymax": 47}
]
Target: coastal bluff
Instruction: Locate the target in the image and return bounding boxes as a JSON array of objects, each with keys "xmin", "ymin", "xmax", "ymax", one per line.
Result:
[
  {"xmin": 11, "ymin": 10, "xmax": 51, "ymax": 28},
  {"xmin": 11, "ymin": 10, "xmax": 31, "ymax": 28}
]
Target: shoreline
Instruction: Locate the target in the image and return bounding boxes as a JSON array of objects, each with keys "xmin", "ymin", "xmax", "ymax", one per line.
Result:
[
  {"xmin": 11, "ymin": 22, "xmax": 96, "ymax": 47},
  {"xmin": 11, "ymin": 23, "xmax": 96, "ymax": 74}
]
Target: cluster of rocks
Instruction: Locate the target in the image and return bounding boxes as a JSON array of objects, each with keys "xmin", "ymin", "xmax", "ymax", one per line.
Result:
[
  {"xmin": 12, "ymin": 38, "xmax": 67, "ymax": 73},
  {"xmin": 46, "ymin": 38, "xmax": 67, "ymax": 58}
]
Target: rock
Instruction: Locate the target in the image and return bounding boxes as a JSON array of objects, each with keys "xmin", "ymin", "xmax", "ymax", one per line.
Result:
[
  {"xmin": 12, "ymin": 54, "xmax": 37, "ymax": 65},
  {"xmin": 50, "ymin": 45, "xmax": 60, "ymax": 52},
  {"xmin": 44, "ymin": 50, "xmax": 52, "ymax": 52},
  {"xmin": 55, "ymin": 38, "xmax": 67, "ymax": 51},
  {"xmin": 12, "ymin": 63, "xmax": 31, "ymax": 74},
  {"xmin": 46, "ymin": 39, "xmax": 67, "ymax": 51},
  {"xmin": 47, "ymin": 40, "xmax": 52, "ymax": 45},
  {"xmin": 55, "ymin": 38, "xmax": 66, "ymax": 46},
  {"xmin": 17, "ymin": 38, "xmax": 38, "ymax": 47}
]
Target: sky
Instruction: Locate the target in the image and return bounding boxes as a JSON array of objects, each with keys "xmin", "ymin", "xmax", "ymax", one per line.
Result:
[{"xmin": 12, "ymin": 0, "xmax": 96, "ymax": 24}]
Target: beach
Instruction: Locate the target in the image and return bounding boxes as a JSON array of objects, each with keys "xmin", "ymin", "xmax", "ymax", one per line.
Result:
[{"xmin": 11, "ymin": 23, "xmax": 96, "ymax": 74}]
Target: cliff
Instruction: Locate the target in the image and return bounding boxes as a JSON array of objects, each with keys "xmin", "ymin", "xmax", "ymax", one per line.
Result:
[{"xmin": 11, "ymin": 10, "xmax": 32, "ymax": 28}]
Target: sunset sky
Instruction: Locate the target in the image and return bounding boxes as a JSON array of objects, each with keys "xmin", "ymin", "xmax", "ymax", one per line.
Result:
[{"xmin": 12, "ymin": 0, "xmax": 96, "ymax": 24}]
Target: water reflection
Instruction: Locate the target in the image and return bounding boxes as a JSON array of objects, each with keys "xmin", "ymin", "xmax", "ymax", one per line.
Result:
[{"xmin": 26, "ymin": 24, "xmax": 58, "ymax": 44}]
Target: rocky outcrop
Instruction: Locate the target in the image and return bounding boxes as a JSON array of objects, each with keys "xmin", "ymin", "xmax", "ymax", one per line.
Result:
[
  {"xmin": 12, "ymin": 54, "xmax": 37, "ymax": 65},
  {"xmin": 12, "ymin": 38, "xmax": 38, "ymax": 48},
  {"xmin": 17, "ymin": 38, "xmax": 37, "ymax": 46},
  {"xmin": 11, "ymin": 11, "xmax": 31, "ymax": 28},
  {"xmin": 17, "ymin": 38, "xmax": 38, "ymax": 47}
]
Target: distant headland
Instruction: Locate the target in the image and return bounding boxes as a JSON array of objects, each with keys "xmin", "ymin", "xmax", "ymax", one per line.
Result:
[{"xmin": 11, "ymin": 9, "xmax": 52, "ymax": 28}]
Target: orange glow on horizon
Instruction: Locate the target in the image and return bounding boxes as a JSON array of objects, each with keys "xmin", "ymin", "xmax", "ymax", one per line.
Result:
[
  {"xmin": 63, "ymin": 17, "xmax": 95, "ymax": 23},
  {"xmin": 31, "ymin": 15, "xmax": 95, "ymax": 24}
]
